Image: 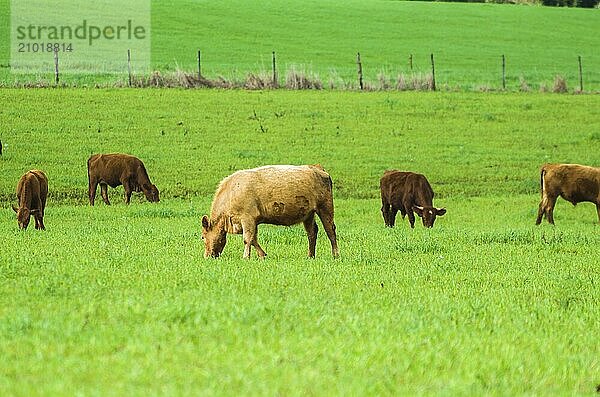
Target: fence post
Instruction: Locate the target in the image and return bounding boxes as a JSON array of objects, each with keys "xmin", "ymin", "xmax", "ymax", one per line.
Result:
[
  {"xmin": 198, "ymin": 50, "xmax": 202, "ymax": 79},
  {"xmin": 409, "ymin": 54, "xmax": 413, "ymax": 71},
  {"xmin": 502, "ymin": 54, "xmax": 506, "ymax": 90},
  {"xmin": 357, "ymin": 52, "xmax": 363, "ymax": 90},
  {"xmin": 272, "ymin": 51, "xmax": 278, "ymax": 88},
  {"xmin": 578, "ymin": 55, "xmax": 583, "ymax": 92},
  {"xmin": 54, "ymin": 48, "xmax": 59, "ymax": 85},
  {"xmin": 0, "ymin": 139, "xmax": 2, "ymax": 156},
  {"xmin": 127, "ymin": 49, "xmax": 132, "ymax": 87},
  {"xmin": 430, "ymin": 53, "xmax": 436, "ymax": 91}
]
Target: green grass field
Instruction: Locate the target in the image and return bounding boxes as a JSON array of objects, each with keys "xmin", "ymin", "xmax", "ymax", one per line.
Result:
[
  {"xmin": 1, "ymin": 89, "xmax": 599, "ymax": 395},
  {"xmin": 1, "ymin": 0, "xmax": 599, "ymax": 89}
]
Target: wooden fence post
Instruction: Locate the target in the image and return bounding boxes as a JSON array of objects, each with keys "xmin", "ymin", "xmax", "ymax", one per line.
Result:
[
  {"xmin": 54, "ymin": 48, "xmax": 59, "ymax": 85},
  {"xmin": 198, "ymin": 50, "xmax": 202, "ymax": 79},
  {"xmin": 430, "ymin": 53, "xmax": 436, "ymax": 91},
  {"xmin": 409, "ymin": 54, "xmax": 413, "ymax": 71},
  {"xmin": 502, "ymin": 54, "xmax": 506, "ymax": 90},
  {"xmin": 272, "ymin": 51, "xmax": 278, "ymax": 88},
  {"xmin": 357, "ymin": 52, "xmax": 363, "ymax": 90},
  {"xmin": 578, "ymin": 55, "xmax": 583, "ymax": 92},
  {"xmin": 127, "ymin": 49, "xmax": 132, "ymax": 87},
  {"xmin": 0, "ymin": 139, "xmax": 3, "ymax": 156}
]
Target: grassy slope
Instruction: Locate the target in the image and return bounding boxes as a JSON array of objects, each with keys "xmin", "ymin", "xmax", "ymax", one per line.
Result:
[
  {"xmin": 1, "ymin": 89, "xmax": 599, "ymax": 202},
  {"xmin": 0, "ymin": 0, "xmax": 599, "ymax": 88},
  {"xmin": 0, "ymin": 89, "xmax": 599, "ymax": 394}
]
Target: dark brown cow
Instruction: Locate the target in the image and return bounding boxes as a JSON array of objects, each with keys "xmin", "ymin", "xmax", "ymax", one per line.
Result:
[
  {"xmin": 88, "ymin": 153, "xmax": 159, "ymax": 205},
  {"xmin": 12, "ymin": 170, "xmax": 48, "ymax": 230},
  {"xmin": 380, "ymin": 170, "xmax": 446, "ymax": 228},
  {"xmin": 201, "ymin": 165, "xmax": 339, "ymax": 259},
  {"xmin": 536, "ymin": 163, "xmax": 600, "ymax": 225}
]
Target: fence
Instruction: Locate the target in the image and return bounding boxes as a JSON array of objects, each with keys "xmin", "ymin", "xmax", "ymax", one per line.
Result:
[{"xmin": 9, "ymin": 48, "xmax": 599, "ymax": 93}]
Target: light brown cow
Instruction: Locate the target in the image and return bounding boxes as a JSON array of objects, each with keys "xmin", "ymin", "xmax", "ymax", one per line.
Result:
[
  {"xmin": 380, "ymin": 170, "xmax": 446, "ymax": 228},
  {"xmin": 536, "ymin": 163, "xmax": 600, "ymax": 225},
  {"xmin": 12, "ymin": 170, "xmax": 48, "ymax": 230},
  {"xmin": 87, "ymin": 153, "xmax": 159, "ymax": 205},
  {"xmin": 201, "ymin": 165, "xmax": 339, "ymax": 259}
]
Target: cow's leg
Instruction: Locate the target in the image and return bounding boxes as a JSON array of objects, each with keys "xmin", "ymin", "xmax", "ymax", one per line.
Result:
[
  {"xmin": 303, "ymin": 214, "xmax": 318, "ymax": 258},
  {"xmin": 241, "ymin": 218, "xmax": 265, "ymax": 259},
  {"xmin": 252, "ymin": 238, "xmax": 266, "ymax": 259},
  {"xmin": 535, "ymin": 199, "xmax": 545, "ymax": 225},
  {"xmin": 317, "ymin": 206, "xmax": 339, "ymax": 258},
  {"xmin": 123, "ymin": 178, "xmax": 133, "ymax": 204},
  {"xmin": 100, "ymin": 183, "xmax": 111, "ymax": 205},
  {"xmin": 389, "ymin": 207, "xmax": 398, "ymax": 227},
  {"xmin": 406, "ymin": 207, "xmax": 416, "ymax": 228},
  {"xmin": 89, "ymin": 179, "xmax": 98, "ymax": 206},
  {"xmin": 381, "ymin": 198, "xmax": 391, "ymax": 226},
  {"xmin": 36, "ymin": 213, "xmax": 45, "ymax": 230},
  {"xmin": 596, "ymin": 203, "xmax": 600, "ymax": 223},
  {"xmin": 35, "ymin": 198, "xmax": 45, "ymax": 230},
  {"xmin": 545, "ymin": 195, "xmax": 557, "ymax": 225}
]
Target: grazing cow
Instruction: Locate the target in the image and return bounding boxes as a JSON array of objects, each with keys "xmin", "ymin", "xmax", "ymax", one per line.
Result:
[
  {"xmin": 87, "ymin": 153, "xmax": 159, "ymax": 205},
  {"xmin": 380, "ymin": 170, "xmax": 446, "ymax": 228},
  {"xmin": 201, "ymin": 165, "xmax": 339, "ymax": 259},
  {"xmin": 12, "ymin": 170, "xmax": 48, "ymax": 230},
  {"xmin": 536, "ymin": 163, "xmax": 600, "ymax": 225}
]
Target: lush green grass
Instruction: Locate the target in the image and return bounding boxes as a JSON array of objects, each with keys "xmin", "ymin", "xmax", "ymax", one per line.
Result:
[
  {"xmin": 0, "ymin": 89, "xmax": 600, "ymax": 395},
  {"xmin": 1, "ymin": 89, "xmax": 599, "ymax": 395},
  {"xmin": 1, "ymin": 198, "xmax": 599, "ymax": 395},
  {"xmin": 1, "ymin": 89, "xmax": 599, "ymax": 202},
  {"xmin": 1, "ymin": 0, "xmax": 599, "ymax": 89}
]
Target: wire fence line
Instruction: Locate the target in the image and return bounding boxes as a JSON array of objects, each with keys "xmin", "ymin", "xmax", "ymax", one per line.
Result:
[{"xmin": 3, "ymin": 49, "xmax": 599, "ymax": 93}]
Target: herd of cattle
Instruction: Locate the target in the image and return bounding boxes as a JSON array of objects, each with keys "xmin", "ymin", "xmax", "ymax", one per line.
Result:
[{"xmin": 10, "ymin": 152, "xmax": 600, "ymax": 258}]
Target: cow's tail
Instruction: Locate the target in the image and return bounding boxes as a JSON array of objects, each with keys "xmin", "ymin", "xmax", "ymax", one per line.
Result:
[
  {"xmin": 87, "ymin": 156, "xmax": 92, "ymax": 183},
  {"xmin": 539, "ymin": 165, "xmax": 547, "ymax": 199}
]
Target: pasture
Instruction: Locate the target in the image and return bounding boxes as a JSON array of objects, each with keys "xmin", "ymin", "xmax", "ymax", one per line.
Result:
[
  {"xmin": 1, "ymin": 0, "xmax": 599, "ymax": 89},
  {"xmin": 1, "ymin": 89, "xmax": 599, "ymax": 395}
]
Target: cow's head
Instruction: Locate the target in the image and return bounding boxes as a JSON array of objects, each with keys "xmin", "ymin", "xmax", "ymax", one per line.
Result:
[
  {"xmin": 12, "ymin": 205, "xmax": 37, "ymax": 230},
  {"xmin": 413, "ymin": 205, "xmax": 446, "ymax": 228},
  {"xmin": 143, "ymin": 184, "xmax": 160, "ymax": 203},
  {"xmin": 201, "ymin": 215, "xmax": 227, "ymax": 258}
]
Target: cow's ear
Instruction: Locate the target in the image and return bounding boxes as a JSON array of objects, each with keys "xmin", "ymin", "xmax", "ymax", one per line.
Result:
[
  {"xmin": 201, "ymin": 215, "xmax": 210, "ymax": 229},
  {"xmin": 12, "ymin": 205, "xmax": 18, "ymax": 213},
  {"xmin": 413, "ymin": 205, "xmax": 424, "ymax": 217},
  {"xmin": 436, "ymin": 208, "xmax": 447, "ymax": 216}
]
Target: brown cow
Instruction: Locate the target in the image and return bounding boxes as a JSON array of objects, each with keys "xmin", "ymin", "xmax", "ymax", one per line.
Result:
[
  {"xmin": 12, "ymin": 170, "xmax": 48, "ymax": 230},
  {"xmin": 88, "ymin": 153, "xmax": 159, "ymax": 205},
  {"xmin": 201, "ymin": 165, "xmax": 339, "ymax": 259},
  {"xmin": 380, "ymin": 170, "xmax": 446, "ymax": 228},
  {"xmin": 536, "ymin": 163, "xmax": 600, "ymax": 225}
]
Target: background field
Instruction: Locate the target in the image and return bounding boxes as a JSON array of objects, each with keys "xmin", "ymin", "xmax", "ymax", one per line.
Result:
[
  {"xmin": 0, "ymin": 0, "xmax": 599, "ymax": 89},
  {"xmin": 1, "ymin": 89, "xmax": 599, "ymax": 395}
]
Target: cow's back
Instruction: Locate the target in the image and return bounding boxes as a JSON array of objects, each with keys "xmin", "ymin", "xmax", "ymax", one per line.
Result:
[
  {"xmin": 212, "ymin": 165, "xmax": 333, "ymax": 224},
  {"xmin": 543, "ymin": 163, "xmax": 600, "ymax": 203},
  {"xmin": 16, "ymin": 170, "xmax": 47, "ymax": 207},
  {"xmin": 381, "ymin": 170, "xmax": 432, "ymax": 201},
  {"xmin": 88, "ymin": 153, "xmax": 140, "ymax": 186}
]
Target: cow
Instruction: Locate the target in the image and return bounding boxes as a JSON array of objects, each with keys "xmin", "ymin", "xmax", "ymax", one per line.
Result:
[
  {"xmin": 87, "ymin": 153, "xmax": 159, "ymax": 205},
  {"xmin": 536, "ymin": 163, "xmax": 600, "ymax": 225},
  {"xmin": 380, "ymin": 170, "xmax": 446, "ymax": 229},
  {"xmin": 201, "ymin": 165, "xmax": 339, "ymax": 259},
  {"xmin": 12, "ymin": 170, "xmax": 48, "ymax": 230}
]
